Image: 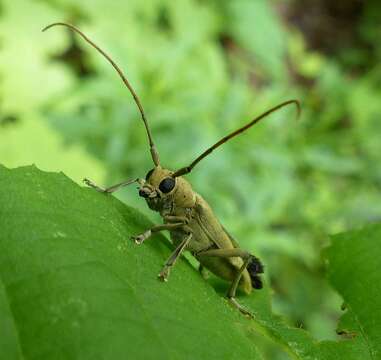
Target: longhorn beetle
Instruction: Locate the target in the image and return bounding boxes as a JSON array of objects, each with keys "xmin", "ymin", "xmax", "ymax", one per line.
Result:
[{"xmin": 43, "ymin": 22, "xmax": 300, "ymax": 316}]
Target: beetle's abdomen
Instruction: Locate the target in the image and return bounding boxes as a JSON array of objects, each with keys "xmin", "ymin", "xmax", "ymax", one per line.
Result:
[{"xmin": 196, "ymin": 255, "xmax": 253, "ymax": 294}]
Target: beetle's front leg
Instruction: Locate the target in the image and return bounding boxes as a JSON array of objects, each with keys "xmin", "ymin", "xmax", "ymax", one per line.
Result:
[
  {"xmin": 84, "ymin": 177, "xmax": 141, "ymax": 194},
  {"xmin": 131, "ymin": 222, "xmax": 184, "ymax": 244},
  {"xmin": 158, "ymin": 230, "xmax": 192, "ymax": 282}
]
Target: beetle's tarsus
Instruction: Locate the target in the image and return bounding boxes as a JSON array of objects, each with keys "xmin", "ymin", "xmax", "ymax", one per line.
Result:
[
  {"xmin": 131, "ymin": 230, "xmax": 152, "ymax": 245},
  {"xmin": 83, "ymin": 178, "xmax": 107, "ymax": 193},
  {"xmin": 158, "ymin": 266, "xmax": 170, "ymax": 281},
  {"xmin": 228, "ymin": 297, "xmax": 253, "ymax": 318},
  {"xmin": 132, "ymin": 236, "xmax": 143, "ymax": 245}
]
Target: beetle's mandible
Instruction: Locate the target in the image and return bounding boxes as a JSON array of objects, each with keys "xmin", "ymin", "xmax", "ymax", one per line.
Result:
[{"xmin": 43, "ymin": 22, "xmax": 300, "ymax": 316}]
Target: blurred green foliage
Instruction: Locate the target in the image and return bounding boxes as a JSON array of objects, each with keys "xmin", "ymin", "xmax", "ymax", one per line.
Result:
[{"xmin": 1, "ymin": 0, "xmax": 381, "ymax": 355}]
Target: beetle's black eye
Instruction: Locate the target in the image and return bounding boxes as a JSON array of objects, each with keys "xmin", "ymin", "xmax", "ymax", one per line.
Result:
[
  {"xmin": 145, "ymin": 169, "xmax": 154, "ymax": 181},
  {"xmin": 159, "ymin": 177, "xmax": 175, "ymax": 193}
]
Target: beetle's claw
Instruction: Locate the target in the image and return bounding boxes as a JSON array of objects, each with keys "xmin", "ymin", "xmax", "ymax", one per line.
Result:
[
  {"xmin": 131, "ymin": 235, "xmax": 144, "ymax": 245},
  {"xmin": 228, "ymin": 297, "xmax": 253, "ymax": 318},
  {"xmin": 83, "ymin": 178, "xmax": 93, "ymax": 186},
  {"xmin": 158, "ymin": 266, "xmax": 170, "ymax": 282},
  {"xmin": 131, "ymin": 230, "xmax": 151, "ymax": 245},
  {"xmin": 83, "ymin": 178, "xmax": 106, "ymax": 193}
]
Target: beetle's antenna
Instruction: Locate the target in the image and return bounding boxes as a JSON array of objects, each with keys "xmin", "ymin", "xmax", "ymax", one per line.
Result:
[
  {"xmin": 173, "ymin": 99, "xmax": 300, "ymax": 177},
  {"xmin": 42, "ymin": 22, "xmax": 160, "ymax": 167}
]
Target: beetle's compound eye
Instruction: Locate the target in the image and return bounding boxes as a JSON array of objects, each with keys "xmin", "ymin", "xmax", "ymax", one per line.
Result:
[
  {"xmin": 159, "ymin": 177, "xmax": 175, "ymax": 193},
  {"xmin": 145, "ymin": 168, "xmax": 154, "ymax": 181}
]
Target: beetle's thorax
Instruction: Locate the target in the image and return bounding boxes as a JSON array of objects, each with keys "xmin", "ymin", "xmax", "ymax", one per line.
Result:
[{"xmin": 140, "ymin": 166, "xmax": 196, "ymax": 216}]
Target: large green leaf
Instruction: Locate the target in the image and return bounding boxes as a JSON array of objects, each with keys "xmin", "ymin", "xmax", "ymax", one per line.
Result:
[
  {"xmin": 0, "ymin": 165, "xmax": 261, "ymax": 360},
  {"xmin": 1, "ymin": 165, "xmax": 380, "ymax": 360}
]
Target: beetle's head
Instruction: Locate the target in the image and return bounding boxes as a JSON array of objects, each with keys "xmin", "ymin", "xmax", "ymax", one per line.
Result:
[{"xmin": 139, "ymin": 166, "xmax": 195, "ymax": 212}]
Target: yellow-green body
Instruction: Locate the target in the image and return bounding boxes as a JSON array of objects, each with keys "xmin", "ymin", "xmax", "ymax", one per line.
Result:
[
  {"xmin": 44, "ymin": 21, "xmax": 297, "ymax": 316},
  {"xmin": 144, "ymin": 166, "xmax": 253, "ymax": 294}
]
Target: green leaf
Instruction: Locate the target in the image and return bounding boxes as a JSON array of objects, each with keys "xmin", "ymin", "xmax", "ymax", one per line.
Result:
[
  {"xmin": 1, "ymin": 165, "xmax": 379, "ymax": 360},
  {"xmin": 0, "ymin": 165, "xmax": 261, "ymax": 360}
]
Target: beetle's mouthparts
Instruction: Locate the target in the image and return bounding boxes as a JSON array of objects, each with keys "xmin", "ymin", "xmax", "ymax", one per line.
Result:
[
  {"xmin": 139, "ymin": 186, "xmax": 158, "ymax": 199},
  {"xmin": 139, "ymin": 188, "xmax": 149, "ymax": 198}
]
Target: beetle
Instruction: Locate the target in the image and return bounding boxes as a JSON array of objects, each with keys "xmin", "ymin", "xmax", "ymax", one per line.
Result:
[{"xmin": 43, "ymin": 22, "xmax": 300, "ymax": 315}]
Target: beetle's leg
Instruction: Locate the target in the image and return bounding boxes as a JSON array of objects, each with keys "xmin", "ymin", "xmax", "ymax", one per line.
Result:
[
  {"xmin": 83, "ymin": 178, "xmax": 139, "ymax": 194},
  {"xmin": 131, "ymin": 222, "xmax": 184, "ymax": 244},
  {"xmin": 158, "ymin": 231, "xmax": 192, "ymax": 282},
  {"xmin": 196, "ymin": 248, "xmax": 253, "ymax": 317},
  {"xmin": 163, "ymin": 215, "xmax": 189, "ymax": 224}
]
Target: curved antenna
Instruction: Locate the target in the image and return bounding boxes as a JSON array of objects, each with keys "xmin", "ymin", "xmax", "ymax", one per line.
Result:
[
  {"xmin": 42, "ymin": 22, "xmax": 160, "ymax": 166},
  {"xmin": 173, "ymin": 99, "xmax": 300, "ymax": 177}
]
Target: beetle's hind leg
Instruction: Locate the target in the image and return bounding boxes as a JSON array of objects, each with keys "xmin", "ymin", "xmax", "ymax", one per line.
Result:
[{"xmin": 196, "ymin": 248, "xmax": 261, "ymax": 317}]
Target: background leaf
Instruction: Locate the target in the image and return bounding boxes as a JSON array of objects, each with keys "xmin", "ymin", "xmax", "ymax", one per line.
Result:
[{"xmin": 326, "ymin": 224, "xmax": 381, "ymax": 359}]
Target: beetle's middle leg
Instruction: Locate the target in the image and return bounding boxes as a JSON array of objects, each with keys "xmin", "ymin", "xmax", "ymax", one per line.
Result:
[
  {"xmin": 158, "ymin": 231, "xmax": 192, "ymax": 282},
  {"xmin": 131, "ymin": 218, "xmax": 192, "ymax": 281},
  {"xmin": 196, "ymin": 248, "xmax": 256, "ymax": 316}
]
